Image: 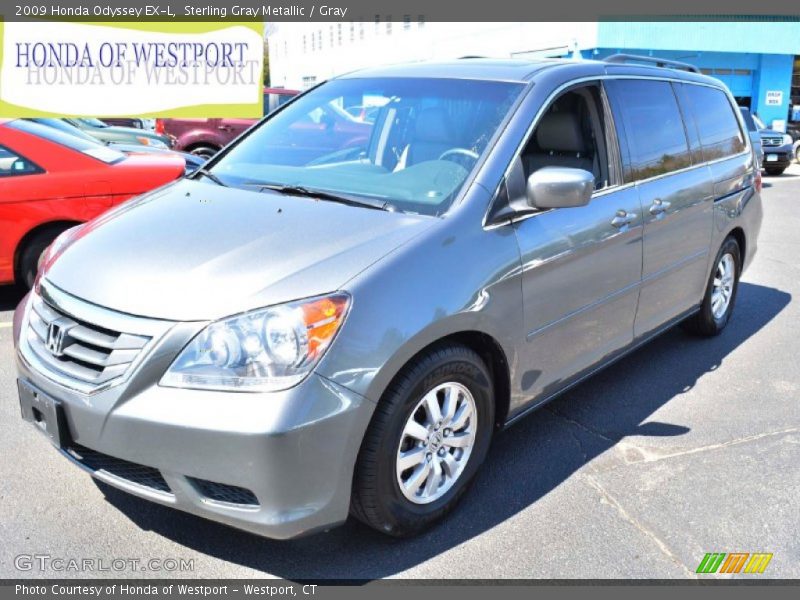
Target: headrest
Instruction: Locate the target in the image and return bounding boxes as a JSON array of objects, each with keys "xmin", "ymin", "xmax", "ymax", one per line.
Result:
[
  {"xmin": 535, "ymin": 112, "xmax": 587, "ymax": 153},
  {"xmin": 414, "ymin": 107, "xmax": 454, "ymax": 143}
]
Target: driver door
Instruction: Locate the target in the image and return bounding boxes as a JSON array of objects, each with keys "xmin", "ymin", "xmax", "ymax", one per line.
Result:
[{"xmin": 511, "ymin": 82, "xmax": 644, "ymax": 405}]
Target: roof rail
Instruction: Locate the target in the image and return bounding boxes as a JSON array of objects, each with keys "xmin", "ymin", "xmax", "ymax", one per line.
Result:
[{"xmin": 603, "ymin": 53, "xmax": 700, "ymax": 74}]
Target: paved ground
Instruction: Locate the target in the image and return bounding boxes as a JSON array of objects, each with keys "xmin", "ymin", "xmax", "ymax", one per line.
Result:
[{"xmin": 0, "ymin": 165, "xmax": 798, "ymax": 580}]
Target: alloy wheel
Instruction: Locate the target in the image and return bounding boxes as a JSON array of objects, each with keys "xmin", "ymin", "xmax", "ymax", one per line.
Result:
[
  {"xmin": 395, "ymin": 382, "xmax": 477, "ymax": 504},
  {"xmin": 711, "ymin": 253, "xmax": 735, "ymax": 319}
]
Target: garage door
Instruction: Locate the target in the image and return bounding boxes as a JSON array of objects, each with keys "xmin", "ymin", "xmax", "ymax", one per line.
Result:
[{"xmin": 699, "ymin": 68, "xmax": 754, "ymax": 97}]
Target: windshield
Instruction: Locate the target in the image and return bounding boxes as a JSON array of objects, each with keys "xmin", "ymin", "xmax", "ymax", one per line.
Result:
[
  {"xmin": 752, "ymin": 113, "xmax": 767, "ymax": 130},
  {"xmin": 209, "ymin": 77, "xmax": 524, "ymax": 216},
  {"xmin": 29, "ymin": 118, "xmax": 99, "ymax": 142},
  {"xmin": 77, "ymin": 118, "xmax": 109, "ymax": 128},
  {"xmin": 8, "ymin": 119, "xmax": 125, "ymax": 164}
]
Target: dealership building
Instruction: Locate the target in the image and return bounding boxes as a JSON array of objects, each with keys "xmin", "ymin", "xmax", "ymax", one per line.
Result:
[{"xmin": 268, "ymin": 20, "xmax": 800, "ymax": 130}]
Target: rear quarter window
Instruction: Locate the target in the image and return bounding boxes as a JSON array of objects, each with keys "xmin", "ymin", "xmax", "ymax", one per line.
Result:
[
  {"xmin": 609, "ymin": 79, "xmax": 692, "ymax": 181},
  {"xmin": 682, "ymin": 85, "xmax": 746, "ymax": 161},
  {"xmin": 0, "ymin": 145, "xmax": 43, "ymax": 177}
]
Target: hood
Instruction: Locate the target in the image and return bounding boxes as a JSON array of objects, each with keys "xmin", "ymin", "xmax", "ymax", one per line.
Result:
[
  {"xmin": 44, "ymin": 180, "xmax": 435, "ymax": 321},
  {"xmin": 103, "ymin": 125, "xmax": 161, "ymax": 138},
  {"xmin": 95, "ymin": 125, "xmax": 170, "ymax": 145},
  {"xmin": 110, "ymin": 144, "xmax": 204, "ymax": 167}
]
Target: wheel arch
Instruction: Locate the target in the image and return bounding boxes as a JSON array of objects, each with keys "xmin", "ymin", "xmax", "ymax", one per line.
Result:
[
  {"xmin": 184, "ymin": 141, "xmax": 221, "ymax": 155},
  {"xmin": 13, "ymin": 220, "xmax": 81, "ymax": 283},
  {"xmin": 727, "ymin": 226, "xmax": 746, "ymax": 268},
  {"xmin": 375, "ymin": 330, "xmax": 512, "ymax": 430}
]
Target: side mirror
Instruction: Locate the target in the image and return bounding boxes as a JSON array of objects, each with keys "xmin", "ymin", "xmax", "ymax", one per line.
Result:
[{"xmin": 526, "ymin": 167, "xmax": 594, "ymax": 210}]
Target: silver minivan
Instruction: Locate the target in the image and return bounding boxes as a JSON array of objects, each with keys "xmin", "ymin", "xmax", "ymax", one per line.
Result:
[{"xmin": 14, "ymin": 55, "xmax": 762, "ymax": 539}]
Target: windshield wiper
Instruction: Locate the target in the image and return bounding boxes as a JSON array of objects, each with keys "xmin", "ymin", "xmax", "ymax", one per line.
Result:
[
  {"xmin": 249, "ymin": 183, "xmax": 394, "ymax": 212},
  {"xmin": 190, "ymin": 168, "xmax": 228, "ymax": 187}
]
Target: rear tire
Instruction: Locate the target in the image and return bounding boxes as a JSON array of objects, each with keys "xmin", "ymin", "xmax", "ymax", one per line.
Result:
[
  {"xmin": 188, "ymin": 145, "xmax": 219, "ymax": 160},
  {"xmin": 17, "ymin": 228, "xmax": 66, "ymax": 289},
  {"xmin": 351, "ymin": 344, "xmax": 494, "ymax": 537},
  {"xmin": 683, "ymin": 237, "xmax": 741, "ymax": 337}
]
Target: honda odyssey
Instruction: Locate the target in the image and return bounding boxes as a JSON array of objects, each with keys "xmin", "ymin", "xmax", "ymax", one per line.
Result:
[{"xmin": 14, "ymin": 55, "xmax": 762, "ymax": 539}]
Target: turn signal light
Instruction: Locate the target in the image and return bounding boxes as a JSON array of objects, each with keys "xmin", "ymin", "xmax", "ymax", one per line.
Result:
[{"xmin": 301, "ymin": 295, "xmax": 350, "ymax": 360}]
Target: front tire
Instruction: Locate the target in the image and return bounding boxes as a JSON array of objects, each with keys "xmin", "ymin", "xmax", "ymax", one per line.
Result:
[
  {"xmin": 683, "ymin": 237, "xmax": 741, "ymax": 337},
  {"xmin": 351, "ymin": 344, "xmax": 495, "ymax": 537}
]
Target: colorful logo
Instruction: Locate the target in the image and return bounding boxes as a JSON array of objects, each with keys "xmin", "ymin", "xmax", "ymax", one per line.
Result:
[{"xmin": 696, "ymin": 552, "xmax": 773, "ymax": 574}]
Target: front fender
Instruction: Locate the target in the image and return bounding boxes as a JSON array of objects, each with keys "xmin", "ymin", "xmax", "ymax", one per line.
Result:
[{"xmin": 316, "ymin": 191, "xmax": 524, "ymax": 408}]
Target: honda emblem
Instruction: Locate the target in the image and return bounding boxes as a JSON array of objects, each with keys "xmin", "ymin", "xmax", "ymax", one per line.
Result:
[{"xmin": 46, "ymin": 322, "xmax": 68, "ymax": 357}]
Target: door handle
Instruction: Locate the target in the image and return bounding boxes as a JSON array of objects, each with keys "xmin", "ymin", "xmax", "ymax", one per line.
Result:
[
  {"xmin": 649, "ymin": 198, "xmax": 672, "ymax": 216},
  {"xmin": 611, "ymin": 209, "xmax": 637, "ymax": 228}
]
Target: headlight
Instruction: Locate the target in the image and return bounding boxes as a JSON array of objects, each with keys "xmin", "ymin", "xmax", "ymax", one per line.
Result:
[
  {"xmin": 160, "ymin": 293, "xmax": 350, "ymax": 392},
  {"xmin": 782, "ymin": 134, "xmax": 793, "ymax": 146},
  {"xmin": 136, "ymin": 136, "xmax": 168, "ymax": 149}
]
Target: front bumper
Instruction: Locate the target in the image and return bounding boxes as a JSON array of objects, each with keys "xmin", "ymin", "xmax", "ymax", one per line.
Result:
[
  {"xmin": 761, "ymin": 147, "xmax": 792, "ymax": 169},
  {"xmin": 14, "ymin": 289, "xmax": 374, "ymax": 540}
]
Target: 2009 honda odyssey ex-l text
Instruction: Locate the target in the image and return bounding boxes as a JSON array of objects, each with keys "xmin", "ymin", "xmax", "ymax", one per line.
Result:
[{"xmin": 14, "ymin": 56, "xmax": 762, "ymax": 539}]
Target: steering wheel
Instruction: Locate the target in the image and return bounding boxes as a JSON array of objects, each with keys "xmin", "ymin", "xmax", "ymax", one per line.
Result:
[{"xmin": 438, "ymin": 148, "xmax": 479, "ymax": 164}]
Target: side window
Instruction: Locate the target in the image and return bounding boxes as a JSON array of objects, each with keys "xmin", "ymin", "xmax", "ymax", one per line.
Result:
[
  {"xmin": 0, "ymin": 145, "xmax": 42, "ymax": 177},
  {"xmin": 520, "ymin": 83, "xmax": 612, "ymax": 191},
  {"xmin": 610, "ymin": 80, "xmax": 691, "ymax": 181},
  {"xmin": 263, "ymin": 93, "xmax": 293, "ymax": 116},
  {"xmin": 681, "ymin": 85, "xmax": 746, "ymax": 161},
  {"xmin": 276, "ymin": 93, "xmax": 293, "ymax": 108}
]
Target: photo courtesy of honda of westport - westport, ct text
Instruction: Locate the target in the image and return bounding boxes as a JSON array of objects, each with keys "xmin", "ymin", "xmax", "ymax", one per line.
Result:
[{"xmin": 0, "ymin": 1, "xmax": 799, "ymax": 599}]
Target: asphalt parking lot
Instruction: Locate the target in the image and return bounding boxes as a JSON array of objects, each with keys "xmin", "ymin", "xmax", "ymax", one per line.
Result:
[{"xmin": 1, "ymin": 165, "xmax": 798, "ymax": 581}]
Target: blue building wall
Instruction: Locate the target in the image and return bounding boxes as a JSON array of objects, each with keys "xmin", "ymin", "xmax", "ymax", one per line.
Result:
[
  {"xmin": 752, "ymin": 54, "xmax": 795, "ymax": 127},
  {"xmin": 585, "ymin": 22, "xmax": 800, "ymax": 127},
  {"xmin": 596, "ymin": 22, "xmax": 800, "ymax": 56}
]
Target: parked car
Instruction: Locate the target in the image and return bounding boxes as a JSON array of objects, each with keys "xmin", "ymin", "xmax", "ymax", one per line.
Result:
[
  {"xmin": 738, "ymin": 107, "xmax": 764, "ymax": 168},
  {"xmin": 749, "ymin": 112, "xmax": 794, "ymax": 175},
  {"xmin": 787, "ymin": 122, "xmax": 800, "ymax": 163},
  {"xmin": 14, "ymin": 56, "xmax": 762, "ymax": 540},
  {"xmin": 156, "ymin": 87, "xmax": 299, "ymax": 159},
  {"xmin": 100, "ymin": 118, "xmax": 156, "ymax": 130},
  {"xmin": 30, "ymin": 118, "xmax": 205, "ymax": 173},
  {"xmin": 0, "ymin": 119, "xmax": 184, "ymax": 288},
  {"xmin": 65, "ymin": 118, "xmax": 173, "ymax": 149}
]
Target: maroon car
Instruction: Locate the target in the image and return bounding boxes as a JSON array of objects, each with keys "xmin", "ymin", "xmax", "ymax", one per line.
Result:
[{"xmin": 156, "ymin": 88, "xmax": 299, "ymax": 159}]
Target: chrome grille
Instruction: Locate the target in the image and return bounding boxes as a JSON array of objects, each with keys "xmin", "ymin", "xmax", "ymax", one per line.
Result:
[
  {"xmin": 762, "ymin": 137, "xmax": 783, "ymax": 147},
  {"xmin": 26, "ymin": 294, "xmax": 150, "ymax": 387}
]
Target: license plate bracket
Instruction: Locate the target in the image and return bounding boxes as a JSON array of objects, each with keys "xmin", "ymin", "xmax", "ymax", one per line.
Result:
[{"xmin": 18, "ymin": 380, "xmax": 67, "ymax": 448}]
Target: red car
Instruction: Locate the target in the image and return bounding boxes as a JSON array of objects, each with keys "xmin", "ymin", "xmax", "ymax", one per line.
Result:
[
  {"xmin": 155, "ymin": 87, "xmax": 300, "ymax": 159},
  {"xmin": 0, "ymin": 119, "xmax": 185, "ymax": 288}
]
